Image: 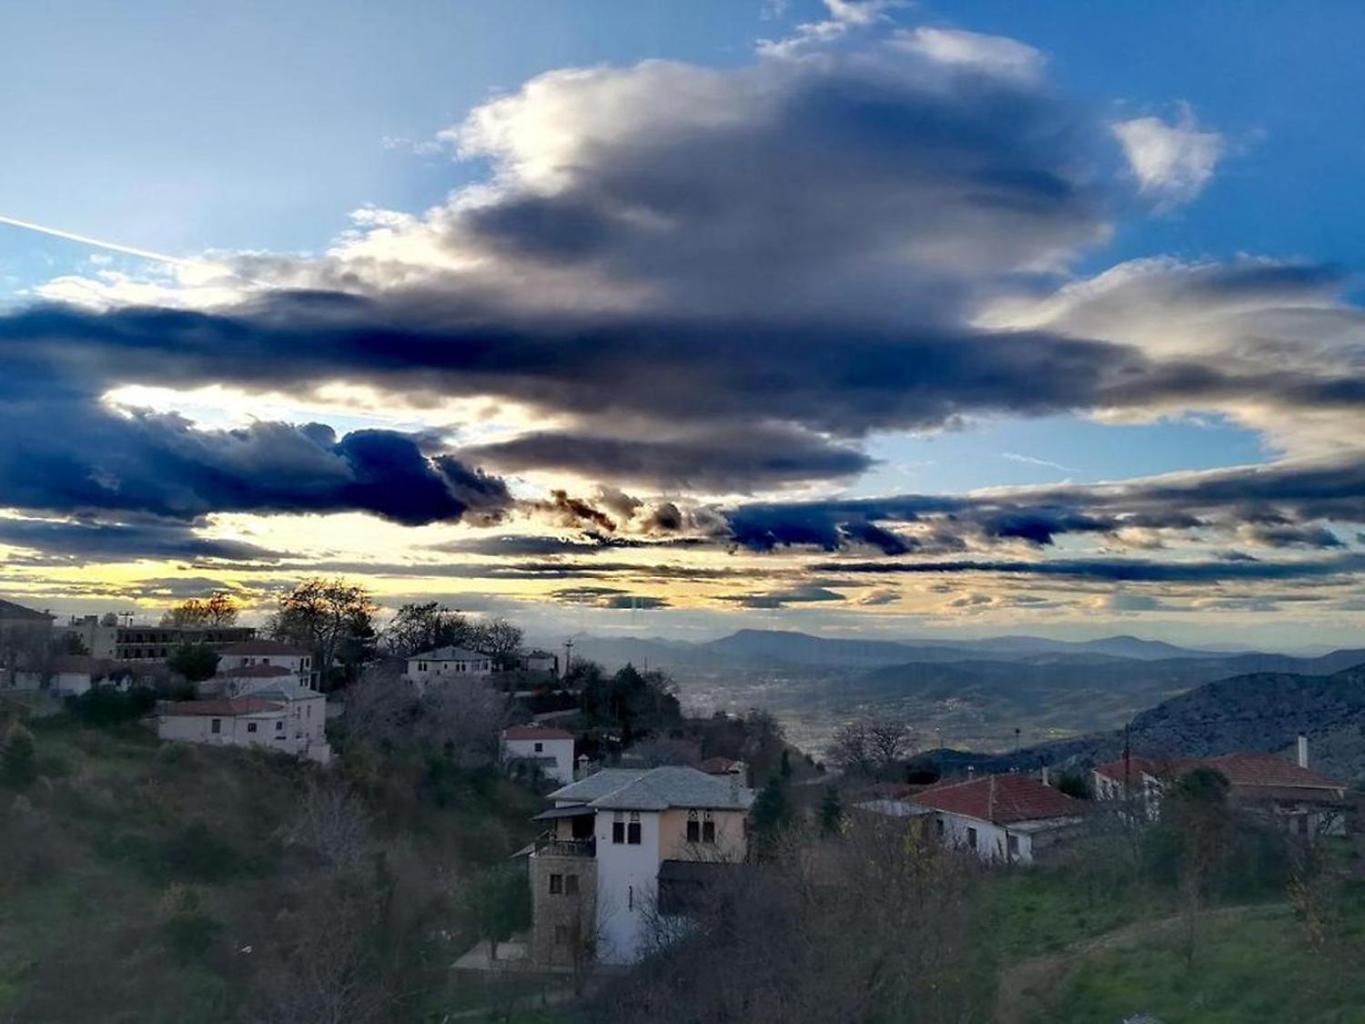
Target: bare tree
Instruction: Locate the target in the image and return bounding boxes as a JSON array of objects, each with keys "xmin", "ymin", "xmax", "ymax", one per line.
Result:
[
  {"xmin": 468, "ymin": 617, "xmax": 524, "ymax": 670},
  {"xmin": 339, "ymin": 661, "xmax": 419, "ymax": 745},
  {"xmin": 381, "ymin": 601, "xmax": 473, "ymax": 657},
  {"xmin": 828, "ymin": 716, "xmax": 913, "ymax": 778},
  {"xmin": 160, "ymin": 592, "xmax": 239, "ymax": 627},
  {"xmin": 269, "ymin": 578, "xmax": 378, "ymax": 688},
  {"xmin": 282, "ymin": 780, "xmax": 375, "ymax": 872},
  {"xmin": 827, "ymin": 719, "xmax": 874, "ymax": 776},
  {"xmin": 605, "ymin": 816, "xmax": 978, "ymax": 1024},
  {"xmin": 415, "ymin": 682, "xmax": 514, "ymax": 769}
]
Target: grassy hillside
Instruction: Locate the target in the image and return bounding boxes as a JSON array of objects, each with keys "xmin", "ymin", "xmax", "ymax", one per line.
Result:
[{"xmin": 0, "ymin": 713, "xmax": 543, "ymax": 1024}]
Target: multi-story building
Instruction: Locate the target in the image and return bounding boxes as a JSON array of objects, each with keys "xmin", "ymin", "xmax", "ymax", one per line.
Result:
[
  {"xmin": 60, "ymin": 615, "xmax": 257, "ymax": 662},
  {"xmin": 527, "ymin": 766, "xmax": 753, "ymax": 966},
  {"xmin": 0, "ymin": 598, "xmax": 54, "ymax": 688},
  {"xmin": 214, "ymin": 640, "xmax": 317, "ymax": 688},
  {"xmin": 502, "ymin": 725, "xmax": 575, "ymax": 785}
]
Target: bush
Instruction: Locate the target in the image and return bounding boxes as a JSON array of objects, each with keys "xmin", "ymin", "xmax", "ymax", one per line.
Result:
[
  {"xmin": 1, "ymin": 724, "xmax": 37, "ymax": 787},
  {"xmin": 64, "ymin": 686, "xmax": 156, "ymax": 727},
  {"xmin": 159, "ymin": 884, "xmax": 222, "ymax": 963}
]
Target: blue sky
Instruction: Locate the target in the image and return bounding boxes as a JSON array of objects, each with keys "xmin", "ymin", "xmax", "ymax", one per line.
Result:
[{"xmin": 2, "ymin": 0, "xmax": 1363, "ymax": 644}]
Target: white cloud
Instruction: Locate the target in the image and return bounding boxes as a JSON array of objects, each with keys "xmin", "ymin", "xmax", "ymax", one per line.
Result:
[
  {"xmin": 1111, "ymin": 103, "xmax": 1224, "ymax": 208},
  {"xmin": 893, "ymin": 27, "xmax": 1045, "ymax": 81}
]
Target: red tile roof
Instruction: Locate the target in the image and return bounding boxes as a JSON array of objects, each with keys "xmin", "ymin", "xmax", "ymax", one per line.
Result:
[
  {"xmin": 503, "ymin": 725, "xmax": 573, "ymax": 741},
  {"xmin": 914, "ymin": 773, "xmax": 1086, "ymax": 824},
  {"xmin": 161, "ymin": 698, "xmax": 283, "ymax": 717},
  {"xmin": 1200, "ymin": 753, "xmax": 1344, "ymax": 792},
  {"xmin": 217, "ymin": 641, "xmax": 310, "ymax": 656},
  {"xmin": 1097, "ymin": 752, "xmax": 1344, "ymax": 792}
]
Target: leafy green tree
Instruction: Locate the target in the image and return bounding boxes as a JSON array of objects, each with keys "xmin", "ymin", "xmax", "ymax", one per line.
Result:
[
  {"xmin": 1056, "ymin": 770, "xmax": 1091, "ymax": 800},
  {"xmin": 462, "ymin": 862, "xmax": 531, "ymax": 961},
  {"xmin": 819, "ymin": 785, "xmax": 844, "ymax": 837},
  {"xmin": 168, "ymin": 642, "xmax": 220, "ymax": 683},
  {"xmin": 0, "ymin": 724, "xmax": 37, "ymax": 787}
]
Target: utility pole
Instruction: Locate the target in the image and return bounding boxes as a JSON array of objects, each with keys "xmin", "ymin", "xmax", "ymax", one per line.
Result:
[{"xmin": 562, "ymin": 637, "xmax": 574, "ymax": 679}]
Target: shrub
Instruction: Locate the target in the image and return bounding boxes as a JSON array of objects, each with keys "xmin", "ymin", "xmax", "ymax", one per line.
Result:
[
  {"xmin": 159, "ymin": 884, "xmax": 222, "ymax": 963},
  {"xmin": 64, "ymin": 687, "xmax": 156, "ymax": 727},
  {"xmin": 1, "ymin": 724, "xmax": 37, "ymax": 787}
]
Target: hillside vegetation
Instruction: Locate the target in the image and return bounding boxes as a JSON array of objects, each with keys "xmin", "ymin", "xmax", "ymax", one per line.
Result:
[{"xmin": 0, "ymin": 711, "xmax": 542, "ymax": 1024}]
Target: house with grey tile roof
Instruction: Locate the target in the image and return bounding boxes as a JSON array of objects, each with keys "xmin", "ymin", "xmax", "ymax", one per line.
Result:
[{"xmin": 527, "ymin": 766, "xmax": 754, "ymax": 968}]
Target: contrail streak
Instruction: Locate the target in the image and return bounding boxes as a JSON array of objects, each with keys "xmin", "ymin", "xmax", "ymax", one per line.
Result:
[{"xmin": 0, "ymin": 213, "xmax": 199, "ymax": 268}]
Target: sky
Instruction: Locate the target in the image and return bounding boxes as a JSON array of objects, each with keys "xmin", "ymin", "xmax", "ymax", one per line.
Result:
[{"xmin": 1, "ymin": 0, "xmax": 1364, "ymax": 648}]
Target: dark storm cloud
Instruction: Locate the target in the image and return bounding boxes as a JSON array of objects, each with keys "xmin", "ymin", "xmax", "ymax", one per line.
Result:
[
  {"xmin": 813, "ymin": 552, "xmax": 1365, "ymax": 583},
  {"xmin": 716, "ymin": 583, "xmax": 847, "ymax": 609},
  {"xmin": 550, "ymin": 586, "xmax": 670, "ymax": 610},
  {"xmin": 0, "ymin": 396, "xmax": 512, "ymax": 526},
  {"xmin": 465, "ymin": 426, "xmax": 873, "ymax": 492},
  {"xmin": 0, "ymin": 517, "xmax": 277, "ymax": 564},
  {"xmin": 720, "ymin": 453, "xmax": 1365, "ymax": 555}
]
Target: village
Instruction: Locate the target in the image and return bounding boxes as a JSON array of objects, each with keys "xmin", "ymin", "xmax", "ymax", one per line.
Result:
[{"xmin": 3, "ymin": 586, "xmax": 1360, "ymax": 1019}]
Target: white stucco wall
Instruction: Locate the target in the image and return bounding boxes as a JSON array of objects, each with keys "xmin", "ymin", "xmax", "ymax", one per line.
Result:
[
  {"xmin": 933, "ymin": 811, "xmax": 1032, "ymax": 864},
  {"xmin": 405, "ymin": 656, "xmax": 493, "ymax": 688},
  {"xmin": 504, "ymin": 736, "xmax": 574, "ymax": 784},
  {"xmin": 158, "ymin": 710, "xmax": 289, "ymax": 750},
  {"xmin": 593, "ymin": 809, "xmax": 662, "ymax": 964}
]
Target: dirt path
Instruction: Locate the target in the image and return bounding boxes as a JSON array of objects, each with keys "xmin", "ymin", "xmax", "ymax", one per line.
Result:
[{"xmin": 992, "ymin": 903, "xmax": 1286, "ymax": 1024}]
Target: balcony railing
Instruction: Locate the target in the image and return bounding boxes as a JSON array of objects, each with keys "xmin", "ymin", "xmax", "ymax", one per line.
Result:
[{"xmin": 532, "ymin": 834, "xmax": 596, "ymax": 858}]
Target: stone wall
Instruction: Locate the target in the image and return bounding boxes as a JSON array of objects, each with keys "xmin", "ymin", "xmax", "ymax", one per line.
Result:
[{"xmin": 529, "ymin": 851, "xmax": 597, "ymax": 967}]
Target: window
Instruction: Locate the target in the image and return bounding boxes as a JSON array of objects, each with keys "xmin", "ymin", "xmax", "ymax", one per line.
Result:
[
  {"xmin": 210, "ymin": 718, "xmax": 222, "ymax": 734},
  {"xmin": 247, "ymin": 722, "xmax": 257, "ymax": 733},
  {"xmin": 276, "ymin": 721, "xmax": 284, "ymax": 732},
  {"xmin": 628, "ymin": 885, "xmax": 634, "ymax": 911},
  {"xmin": 534, "ymin": 742, "xmax": 543, "ymax": 753},
  {"xmin": 1007, "ymin": 834, "xmax": 1020, "ymax": 858},
  {"xmin": 549, "ymin": 873, "xmax": 563, "ymax": 895},
  {"xmin": 967, "ymin": 827, "xmax": 978, "ymax": 850},
  {"xmin": 702, "ymin": 811, "xmax": 716, "ymax": 844},
  {"xmin": 935, "ymin": 817, "xmax": 945, "ymax": 837},
  {"xmin": 612, "ymin": 811, "xmax": 625, "ymax": 844},
  {"xmin": 686, "ymin": 809, "xmax": 700, "ymax": 843},
  {"xmin": 565, "ymin": 874, "xmax": 579, "ymax": 896},
  {"xmin": 627, "ymin": 811, "xmax": 641, "ymax": 845}
]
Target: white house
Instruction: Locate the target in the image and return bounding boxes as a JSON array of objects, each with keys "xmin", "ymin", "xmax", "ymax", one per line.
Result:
[
  {"xmin": 215, "ymin": 640, "xmax": 316, "ymax": 687},
  {"xmin": 520, "ymin": 650, "xmax": 559, "ymax": 674},
  {"xmin": 405, "ymin": 645, "xmax": 494, "ymax": 690},
  {"xmin": 158, "ymin": 676, "xmax": 330, "ymax": 764},
  {"xmin": 502, "ymin": 725, "xmax": 575, "ymax": 784},
  {"xmin": 14, "ymin": 655, "xmax": 139, "ymax": 696},
  {"xmin": 527, "ymin": 766, "xmax": 754, "ymax": 966},
  {"xmin": 908, "ymin": 773, "xmax": 1088, "ymax": 865}
]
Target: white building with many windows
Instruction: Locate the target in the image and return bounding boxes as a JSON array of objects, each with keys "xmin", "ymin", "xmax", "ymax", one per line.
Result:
[{"xmin": 526, "ymin": 766, "xmax": 753, "ymax": 966}]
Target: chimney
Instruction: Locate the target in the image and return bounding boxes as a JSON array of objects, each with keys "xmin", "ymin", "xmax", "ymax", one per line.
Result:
[
  {"xmin": 1041, "ymin": 765, "xmax": 1050, "ymax": 787},
  {"xmin": 1297, "ymin": 734, "xmax": 1309, "ymax": 770},
  {"xmin": 966, "ymin": 765, "xmax": 976, "ymax": 780}
]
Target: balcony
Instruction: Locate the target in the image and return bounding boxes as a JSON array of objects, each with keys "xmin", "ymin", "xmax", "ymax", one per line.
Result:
[{"xmin": 532, "ymin": 834, "xmax": 596, "ymax": 858}]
